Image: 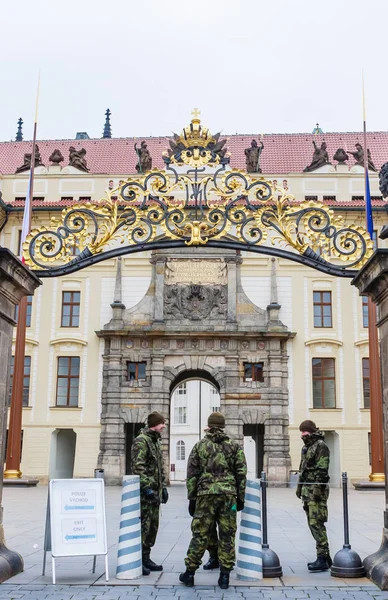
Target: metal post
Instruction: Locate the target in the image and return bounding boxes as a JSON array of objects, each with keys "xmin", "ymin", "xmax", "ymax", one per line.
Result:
[
  {"xmin": 331, "ymin": 472, "xmax": 365, "ymax": 578},
  {"xmin": 237, "ymin": 479, "xmax": 262, "ymax": 580},
  {"xmin": 342, "ymin": 472, "xmax": 350, "ymax": 548},
  {"xmin": 116, "ymin": 475, "xmax": 142, "ymax": 580},
  {"xmin": 260, "ymin": 472, "xmax": 282, "ymax": 577}
]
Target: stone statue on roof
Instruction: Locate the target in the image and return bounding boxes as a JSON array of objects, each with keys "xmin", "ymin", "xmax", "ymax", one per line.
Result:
[
  {"xmin": 245, "ymin": 139, "xmax": 264, "ymax": 173},
  {"xmin": 303, "ymin": 141, "xmax": 331, "ymax": 172},
  {"xmin": 134, "ymin": 141, "xmax": 152, "ymax": 173},
  {"xmin": 68, "ymin": 146, "xmax": 89, "ymax": 172},
  {"xmin": 49, "ymin": 149, "xmax": 64, "ymax": 165},
  {"xmin": 379, "ymin": 162, "xmax": 388, "ymax": 198},
  {"xmin": 348, "ymin": 143, "xmax": 377, "ymax": 172},
  {"xmin": 333, "ymin": 148, "xmax": 349, "ymax": 165},
  {"xmin": 15, "ymin": 144, "xmax": 44, "ymax": 173}
]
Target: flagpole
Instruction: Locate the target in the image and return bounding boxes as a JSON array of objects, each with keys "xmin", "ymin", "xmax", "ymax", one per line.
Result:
[
  {"xmin": 362, "ymin": 72, "xmax": 384, "ymax": 482},
  {"xmin": 4, "ymin": 74, "xmax": 40, "ymax": 479}
]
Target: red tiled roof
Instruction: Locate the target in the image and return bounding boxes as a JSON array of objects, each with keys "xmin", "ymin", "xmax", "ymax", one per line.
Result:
[{"xmin": 1, "ymin": 131, "xmax": 388, "ymax": 175}]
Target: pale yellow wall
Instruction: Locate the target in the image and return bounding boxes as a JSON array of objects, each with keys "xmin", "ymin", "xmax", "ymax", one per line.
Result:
[{"xmin": 0, "ymin": 166, "xmax": 383, "ymax": 482}]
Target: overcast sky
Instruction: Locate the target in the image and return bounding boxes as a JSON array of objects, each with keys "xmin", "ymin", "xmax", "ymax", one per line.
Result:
[{"xmin": 1, "ymin": 0, "xmax": 387, "ymax": 141}]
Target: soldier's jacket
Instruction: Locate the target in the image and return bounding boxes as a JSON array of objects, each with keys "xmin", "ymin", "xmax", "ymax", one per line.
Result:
[
  {"xmin": 131, "ymin": 428, "xmax": 167, "ymax": 501},
  {"xmin": 186, "ymin": 428, "xmax": 247, "ymax": 502},
  {"xmin": 297, "ymin": 430, "xmax": 330, "ymax": 502}
]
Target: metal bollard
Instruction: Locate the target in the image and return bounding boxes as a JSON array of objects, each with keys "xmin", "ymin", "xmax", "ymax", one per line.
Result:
[
  {"xmin": 260, "ymin": 471, "xmax": 283, "ymax": 577},
  {"xmin": 116, "ymin": 475, "xmax": 142, "ymax": 580},
  {"xmin": 331, "ymin": 472, "xmax": 365, "ymax": 578},
  {"xmin": 237, "ymin": 479, "xmax": 263, "ymax": 580}
]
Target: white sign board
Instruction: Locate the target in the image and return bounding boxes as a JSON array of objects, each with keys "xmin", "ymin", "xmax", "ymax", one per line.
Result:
[{"xmin": 49, "ymin": 478, "xmax": 107, "ymax": 558}]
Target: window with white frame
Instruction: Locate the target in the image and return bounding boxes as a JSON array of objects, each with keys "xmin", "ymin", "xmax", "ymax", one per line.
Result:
[
  {"xmin": 210, "ymin": 386, "xmax": 220, "ymax": 413},
  {"xmin": 176, "ymin": 440, "xmax": 186, "ymax": 461},
  {"xmin": 174, "ymin": 385, "xmax": 187, "ymax": 424}
]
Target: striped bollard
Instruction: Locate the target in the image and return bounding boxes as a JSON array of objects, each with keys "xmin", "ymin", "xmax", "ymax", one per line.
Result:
[
  {"xmin": 236, "ymin": 479, "xmax": 263, "ymax": 580},
  {"xmin": 116, "ymin": 475, "xmax": 142, "ymax": 580}
]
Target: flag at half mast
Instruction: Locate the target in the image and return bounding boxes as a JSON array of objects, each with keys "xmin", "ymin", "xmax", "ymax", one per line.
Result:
[
  {"xmin": 20, "ymin": 73, "xmax": 40, "ymax": 262},
  {"xmin": 362, "ymin": 72, "xmax": 374, "ymax": 238}
]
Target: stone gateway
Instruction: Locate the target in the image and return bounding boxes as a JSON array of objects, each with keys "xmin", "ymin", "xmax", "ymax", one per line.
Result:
[{"xmin": 97, "ymin": 248, "xmax": 294, "ymax": 485}]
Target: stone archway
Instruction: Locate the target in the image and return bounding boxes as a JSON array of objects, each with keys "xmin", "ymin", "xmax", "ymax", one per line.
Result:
[{"xmin": 97, "ymin": 247, "xmax": 293, "ymax": 485}]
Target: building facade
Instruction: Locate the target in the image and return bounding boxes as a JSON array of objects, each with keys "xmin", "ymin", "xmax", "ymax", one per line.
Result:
[{"xmin": 0, "ymin": 122, "xmax": 386, "ymax": 485}]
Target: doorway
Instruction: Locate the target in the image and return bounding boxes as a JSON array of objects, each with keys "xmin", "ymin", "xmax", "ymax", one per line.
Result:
[
  {"xmin": 243, "ymin": 424, "xmax": 264, "ymax": 478},
  {"xmin": 125, "ymin": 423, "xmax": 143, "ymax": 475},
  {"xmin": 49, "ymin": 429, "xmax": 76, "ymax": 479},
  {"xmin": 169, "ymin": 377, "xmax": 220, "ymax": 481}
]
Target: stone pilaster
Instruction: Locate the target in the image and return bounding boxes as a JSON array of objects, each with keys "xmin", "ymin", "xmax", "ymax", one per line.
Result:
[
  {"xmin": 353, "ymin": 250, "xmax": 388, "ymax": 589},
  {"xmin": 0, "ymin": 249, "xmax": 40, "ymax": 581}
]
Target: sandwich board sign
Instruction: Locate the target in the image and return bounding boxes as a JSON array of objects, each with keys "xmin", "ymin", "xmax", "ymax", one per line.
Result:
[{"xmin": 46, "ymin": 478, "xmax": 109, "ymax": 584}]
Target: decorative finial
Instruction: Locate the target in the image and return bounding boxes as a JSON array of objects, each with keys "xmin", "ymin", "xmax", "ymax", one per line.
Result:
[
  {"xmin": 312, "ymin": 122, "xmax": 323, "ymax": 135},
  {"xmin": 191, "ymin": 107, "xmax": 201, "ymax": 122},
  {"xmin": 103, "ymin": 108, "xmax": 112, "ymax": 139},
  {"xmin": 16, "ymin": 118, "xmax": 23, "ymax": 142}
]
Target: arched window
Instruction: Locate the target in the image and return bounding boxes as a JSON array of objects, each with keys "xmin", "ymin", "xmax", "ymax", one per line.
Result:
[{"xmin": 176, "ymin": 440, "xmax": 186, "ymax": 461}]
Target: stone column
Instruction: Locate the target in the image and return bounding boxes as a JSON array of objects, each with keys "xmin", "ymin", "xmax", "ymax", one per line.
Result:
[
  {"xmin": 264, "ymin": 338, "xmax": 291, "ymax": 485},
  {"xmin": 353, "ymin": 249, "xmax": 388, "ymax": 589},
  {"xmin": 0, "ymin": 249, "xmax": 41, "ymax": 581},
  {"xmin": 98, "ymin": 336, "xmax": 125, "ymax": 484},
  {"xmin": 151, "ymin": 256, "xmax": 166, "ymax": 322}
]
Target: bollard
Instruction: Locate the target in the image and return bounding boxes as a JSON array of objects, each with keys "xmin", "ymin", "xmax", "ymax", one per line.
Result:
[
  {"xmin": 116, "ymin": 475, "xmax": 143, "ymax": 580},
  {"xmin": 237, "ymin": 479, "xmax": 263, "ymax": 580},
  {"xmin": 261, "ymin": 471, "xmax": 283, "ymax": 577},
  {"xmin": 331, "ymin": 472, "xmax": 366, "ymax": 578}
]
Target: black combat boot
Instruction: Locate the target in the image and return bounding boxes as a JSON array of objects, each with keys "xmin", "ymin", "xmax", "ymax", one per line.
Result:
[
  {"xmin": 143, "ymin": 557, "xmax": 163, "ymax": 571},
  {"xmin": 179, "ymin": 569, "xmax": 195, "ymax": 587},
  {"xmin": 308, "ymin": 555, "xmax": 332, "ymax": 569},
  {"xmin": 142, "ymin": 565, "xmax": 150, "ymax": 576},
  {"xmin": 308, "ymin": 555, "xmax": 330, "ymax": 572},
  {"xmin": 218, "ymin": 569, "xmax": 230, "ymax": 589},
  {"xmin": 203, "ymin": 556, "xmax": 220, "ymax": 570}
]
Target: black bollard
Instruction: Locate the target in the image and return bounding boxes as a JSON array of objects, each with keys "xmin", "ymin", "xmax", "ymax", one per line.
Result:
[
  {"xmin": 331, "ymin": 472, "xmax": 366, "ymax": 578},
  {"xmin": 261, "ymin": 471, "xmax": 283, "ymax": 577}
]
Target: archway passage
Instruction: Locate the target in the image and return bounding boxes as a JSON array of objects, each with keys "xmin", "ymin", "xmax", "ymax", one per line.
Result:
[{"xmin": 170, "ymin": 375, "xmax": 220, "ymax": 482}]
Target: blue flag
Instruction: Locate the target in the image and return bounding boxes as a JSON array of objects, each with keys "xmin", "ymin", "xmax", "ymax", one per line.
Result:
[{"xmin": 365, "ymin": 168, "xmax": 374, "ymax": 237}]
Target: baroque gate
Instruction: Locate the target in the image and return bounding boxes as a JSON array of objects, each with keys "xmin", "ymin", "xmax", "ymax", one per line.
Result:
[{"xmin": 20, "ymin": 114, "xmax": 373, "ymax": 484}]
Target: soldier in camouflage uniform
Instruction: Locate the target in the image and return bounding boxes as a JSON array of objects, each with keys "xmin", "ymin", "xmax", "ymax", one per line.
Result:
[
  {"xmin": 179, "ymin": 412, "xmax": 247, "ymax": 589},
  {"xmin": 131, "ymin": 411, "xmax": 169, "ymax": 576},
  {"xmin": 296, "ymin": 419, "xmax": 332, "ymax": 572}
]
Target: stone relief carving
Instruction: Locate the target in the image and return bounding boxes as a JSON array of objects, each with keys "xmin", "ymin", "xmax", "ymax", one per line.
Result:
[{"xmin": 164, "ymin": 283, "xmax": 227, "ymax": 321}]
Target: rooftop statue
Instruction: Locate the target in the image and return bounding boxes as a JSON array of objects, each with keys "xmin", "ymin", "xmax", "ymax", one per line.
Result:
[
  {"xmin": 303, "ymin": 141, "xmax": 331, "ymax": 172},
  {"xmin": 135, "ymin": 141, "xmax": 152, "ymax": 173},
  {"xmin": 15, "ymin": 144, "xmax": 44, "ymax": 173},
  {"xmin": 333, "ymin": 148, "xmax": 349, "ymax": 165},
  {"xmin": 348, "ymin": 143, "xmax": 377, "ymax": 172},
  {"xmin": 68, "ymin": 146, "xmax": 89, "ymax": 172},
  {"xmin": 49, "ymin": 149, "xmax": 64, "ymax": 165},
  {"xmin": 245, "ymin": 139, "xmax": 264, "ymax": 173},
  {"xmin": 379, "ymin": 162, "xmax": 388, "ymax": 199}
]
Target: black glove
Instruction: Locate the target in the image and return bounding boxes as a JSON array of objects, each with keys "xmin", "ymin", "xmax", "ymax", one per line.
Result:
[
  {"xmin": 237, "ymin": 499, "xmax": 245, "ymax": 512},
  {"xmin": 144, "ymin": 488, "xmax": 157, "ymax": 502},
  {"xmin": 161, "ymin": 487, "xmax": 169, "ymax": 504},
  {"xmin": 188, "ymin": 499, "xmax": 196, "ymax": 517}
]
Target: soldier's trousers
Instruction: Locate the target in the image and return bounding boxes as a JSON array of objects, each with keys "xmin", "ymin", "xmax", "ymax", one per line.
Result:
[
  {"xmin": 185, "ymin": 495, "xmax": 237, "ymax": 572},
  {"xmin": 303, "ymin": 500, "xmax": 330, "ymax": 557},
  {"xmin": 140, "ymin": 498, "xmax": 160, "ymax": 559},
  {"xmin": 207, "ymin": 523, "xmax": 218, "ymax": 558}
]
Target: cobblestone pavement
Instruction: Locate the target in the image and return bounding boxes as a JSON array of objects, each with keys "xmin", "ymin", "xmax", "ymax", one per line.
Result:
[
  {"xmin": 0, "ymin": 483, "xmax": 385, "ymax": 597},
  {"xmin": 0, "ymin": 584, "xmax": 387, "ymax": 600}
]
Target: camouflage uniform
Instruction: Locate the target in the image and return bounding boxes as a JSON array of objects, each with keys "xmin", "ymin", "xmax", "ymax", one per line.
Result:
[
  {"xmin": 184, "ymin": 428, "xmax": 247, "ymax": 572},
  {"xmin": 296, "ymin": 430, "xmax": 330, "ymax": 558},
  {"xmin": 131, "ymin": 427, "xmax": 167, "ymax": 560}
]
